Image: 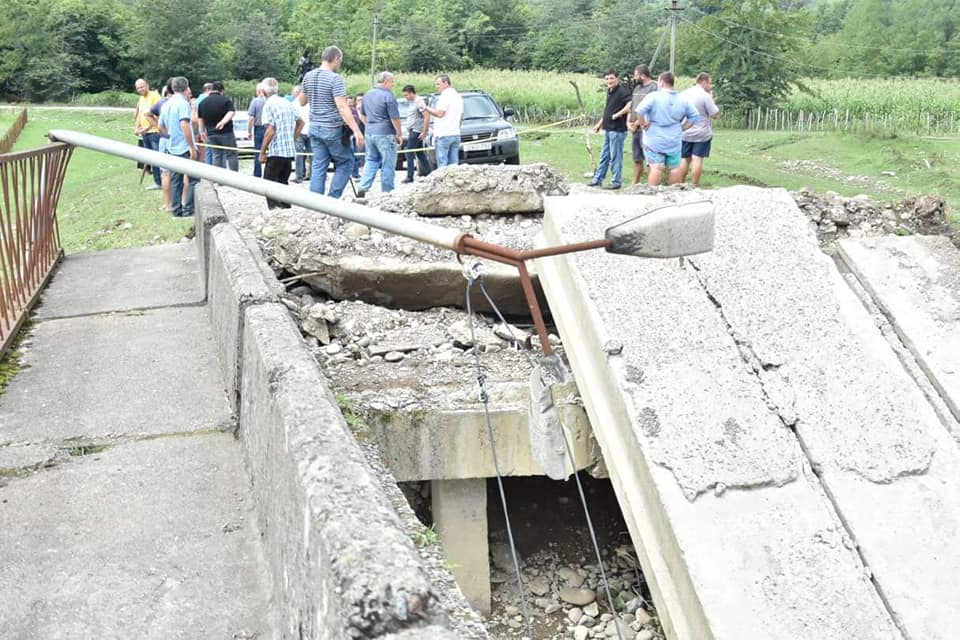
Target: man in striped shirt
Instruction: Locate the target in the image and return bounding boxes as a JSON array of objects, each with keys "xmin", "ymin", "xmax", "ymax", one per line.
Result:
[
  {"xmin": 259, "ymin": 77, "xmax": 304, "ymax": 210},
  {"xmin": 298, "ymin": 45, "xmax": 364, "ymax": 199}
]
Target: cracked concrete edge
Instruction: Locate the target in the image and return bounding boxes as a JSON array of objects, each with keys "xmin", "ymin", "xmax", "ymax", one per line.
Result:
[
  {"xmin": 206, "ymin": 219, "xmax": 280, "ymax": 413},
  {"xmin": 837, "ymin": 236, "xmax": 960, "ymax": 428},
  {"xmin": 832, "ymin": 256, "xmax": 960, "ymax": 443},
  {"xmin": 535, "ymin": 193, "xmax": 904, "ymax": 640},
  {"xmin": 240, "ymin": 302, "xmax": 467, "ymax": 639},
  {"xmin": 195, "ymin": 182, "xmax": 229, "ymax": 301}
]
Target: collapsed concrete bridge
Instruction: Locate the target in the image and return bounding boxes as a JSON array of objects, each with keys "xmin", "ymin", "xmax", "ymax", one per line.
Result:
[{"xmin": 6, "ymin": 131, "xmax": 959, "ymax": 639}]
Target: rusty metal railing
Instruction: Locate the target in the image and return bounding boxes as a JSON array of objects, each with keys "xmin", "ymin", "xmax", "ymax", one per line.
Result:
[
  {"xmin": 0, "ymin": 109, "xmax": 29, "ymax": 155},
  {"xmin": 0, "ymin": 143, "xmax": 73, "ymax": 356}
]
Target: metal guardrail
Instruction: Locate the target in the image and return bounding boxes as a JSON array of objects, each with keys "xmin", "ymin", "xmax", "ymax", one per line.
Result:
[{"xmin": 0, "ymin": 142, "xmax": 73, "ymax": 356}]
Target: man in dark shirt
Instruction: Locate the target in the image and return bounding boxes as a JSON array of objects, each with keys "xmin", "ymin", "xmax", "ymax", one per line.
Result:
[
  {"xmin": 197, "ymin": 80, "xmax": 239, "ymax": 171},
  {"xmin": 588, "ymin": 69, "xmax": 632, "ymax": 190}
]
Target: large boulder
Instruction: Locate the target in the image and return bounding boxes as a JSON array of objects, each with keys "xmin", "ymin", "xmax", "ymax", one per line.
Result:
[{"xmin": 412, "ymin": 163, "xmax": 568, "ymax": 216}]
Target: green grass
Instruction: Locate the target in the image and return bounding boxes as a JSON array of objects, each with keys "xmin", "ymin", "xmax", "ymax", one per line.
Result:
[
  {"xmin": 519, "ymin": 127, "xmax": 959, "ymax": 221},
  {"xmin": 11, "ymin": 108, "xmax": 194, "ymax": 254}
]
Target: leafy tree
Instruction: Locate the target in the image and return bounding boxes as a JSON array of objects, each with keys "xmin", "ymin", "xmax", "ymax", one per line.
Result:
[
  {"xmin": 129, "ymin": 0, "xmax": 219, "ymax": 87},
  {"xmin": 677, "ymin": 0, "xmax": 812, "ymax": 112}
]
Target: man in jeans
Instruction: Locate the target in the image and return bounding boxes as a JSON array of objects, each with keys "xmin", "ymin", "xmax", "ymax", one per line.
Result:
[
  {"xmin": 357, "ymin": 72, "xmax": 403, "ymax": 196},
  {"xmin": 158, "ymin": 76, "xmax": 198, "ymax": 218},
  {"xmin": 422, "ymin": 74, "xmax": 463, "ymax": 169},
  {"xmin": 401, "ymin": 84, "xmax": 431, "ymax": 183},
  {"xmin": 298, "ymin": 45, "xmax": 364, "ymax": 198},
  {"xmin": 133, "ymin": 78, "xmax": 162, "ymax": 190},
  {"xmin": 247, "ymin": 82, "xmax": 267, "ymax": 177},
  {"xmin": 197, "ymin": 80, "xmax": 239, "ymax": 171},
  {"xmin": 589, "ymin": 69, "xmax": 632, "ymax": 190}
]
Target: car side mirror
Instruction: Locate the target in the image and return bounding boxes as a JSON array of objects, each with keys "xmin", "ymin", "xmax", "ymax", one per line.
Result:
[{"xmin": 503, "ymin": 107, "xmax": 515, "ymax": 119}]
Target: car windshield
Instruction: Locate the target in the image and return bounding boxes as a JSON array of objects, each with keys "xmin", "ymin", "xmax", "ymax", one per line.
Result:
[
  {"xmin": 397, "ymin": 100, "xmax": 413, "ymax": 118},
  {"xmin": 463, "ymin": 95, "xmax": 500, "ymax": 119}
]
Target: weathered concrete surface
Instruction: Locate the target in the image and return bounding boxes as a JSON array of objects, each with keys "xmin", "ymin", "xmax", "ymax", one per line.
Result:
[
  {"xmin": 34, "ymin": 242, "xmax": 201, "ymax": 319},
  {"xmin": 207, "ymin": 221, "xmax": 279, "ymax": 410},
  {"xmin": 240, "ymin": 302, "xmax": 480, "ymax": 638},
  {"xmin": 0, "ymin": 306, "xmax": 232, "ymax": 445},
  {"xmin": 195, "ymin": 181, "xmax": 229, "ymax": 300},
  {"xmin": 412, "ymin": 163, "xmax": 568, "ymax": 216},
  {"xmin": 684, "ymin": 187, "xmax": 960, "ymax": 639},
  {"xmin": 432, "ymin": 478, "xmax": 491, "ymax": 615},
  {"xmin": 536, "ymin": 192, "xmax": 902, "ymax": 640},
  {"xmin": 0, "ymin": 434, "xmax": 272, "ymax": 640},
  {"xmin": 298, "ymin": 253, "xmax": 545, "ymax": 316},
  {"xmin": 838, "ymin": 235, "xmax": 960, "ymax": 426}
]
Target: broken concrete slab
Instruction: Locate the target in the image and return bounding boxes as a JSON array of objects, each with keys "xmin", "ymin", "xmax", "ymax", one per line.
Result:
[
  {"xmin": 214, "ymin": 183, "xmax": 547, "ymax": 315},
  {"xmin": 0, "ymin": 443, "xmax": 62, "ymax": 474},
  {"xmin": 838, "ymin": 235, "xmax": 960, "ymax": 426},
  {"xmin": 535, "ymin": 191, "xmax": 901, "ymax": 640},
  {"xmin": 684, "ymin": 187, "xmax": 960, "ymax": 640},
  {"xmin": 34, "ymin": 243, "xmax": 202, "ymax": 319},
  {"xmin": 311, "ymin": 300, "xmax": 599, "ymax": 481},
  {"xmin": 0, "ymin": 434, "xmax": 272, "ymax": 639},
  {"xmin": 411, "ymin": 163, "xmax": 568, "ymax": 216},
  {"xmin": 0, "ymin": 306, "xmax": 232, "ymax": 445}
]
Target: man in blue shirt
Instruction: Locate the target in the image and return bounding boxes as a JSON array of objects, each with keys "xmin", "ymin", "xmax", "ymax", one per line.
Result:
[
  {"xmin": 357, "ymin": 71, "xmax": 403, "ymax": 196},
  {"xmin": 634, "ymin": 72, "xmax": 700, "ymax": 187},
  {"xmin": 158, "ymin": 76, "xmax": 199, "ymax": 217}
]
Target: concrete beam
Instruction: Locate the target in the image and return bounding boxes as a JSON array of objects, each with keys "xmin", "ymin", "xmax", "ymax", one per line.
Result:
[
  {"xmin": 838, "ymin": 235, "xmax": 960, "ymax": 427},
  {"xmin": 432, "ymin": 478, "xmax": 491, "ymax": 615},
  {"xmin": 535, "ymin": 191, "xmax": 903, "ymax": 640},
  {"xmin": 239, "ymin": 302, "xmax": 470, "ymax": 637},
  {"xmin": 206, "ymin": 221, "xmax": 280, "ymax": 411},
  {"xmin": 194, "ymin": 182, "xmax": 229, "ymax": 301}
]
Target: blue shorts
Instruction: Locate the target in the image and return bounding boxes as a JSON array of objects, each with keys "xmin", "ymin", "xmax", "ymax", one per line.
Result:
[
  {"xmin": 681, "ymin": 139, "xmax": 712, "ymax": 159},
  {"xmin": 644, "ymin": 147, "xmax": 681, "ymax": 169}
]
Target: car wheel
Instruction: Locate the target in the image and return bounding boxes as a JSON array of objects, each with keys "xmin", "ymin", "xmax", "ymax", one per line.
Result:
[{"xmin": 504, "ymin": 155, "xmax": 520, "ymax": 165}]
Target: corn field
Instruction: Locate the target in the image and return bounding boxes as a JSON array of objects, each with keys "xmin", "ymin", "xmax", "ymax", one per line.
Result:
[{"xmin": 73, "ymin": 71, "xmax": 960, "ymax": 134}]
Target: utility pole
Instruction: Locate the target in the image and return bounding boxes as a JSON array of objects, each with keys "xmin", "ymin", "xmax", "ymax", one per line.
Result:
[
  {"xmin": 370, "ymin": 14, "xmax": 380, "ymax": 86},
  {"xmin": 668, "ymin": 0, "xmax": 682, "ymax": 74}
]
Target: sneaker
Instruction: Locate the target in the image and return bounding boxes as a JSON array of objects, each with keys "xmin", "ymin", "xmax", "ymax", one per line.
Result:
[
  {"xmin": 587, "ymin": 181, "xmax": 601, "ymax": 187},
  {"xmin": 605, "ymin": 184, "xmax": 621, "ymax": 190},
  {"xmin": 145, "ymin": 183, "xmax": 161, "ymax": 191}
]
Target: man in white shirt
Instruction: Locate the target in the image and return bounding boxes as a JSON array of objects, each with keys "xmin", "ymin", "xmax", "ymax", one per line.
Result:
[
  {"xmin": 678, "ymin": 72, "xmax": 721, "ymax": 187},
  {"xmin": 422, "ymin": 74, "xmax": 463, "ymax": 169}
]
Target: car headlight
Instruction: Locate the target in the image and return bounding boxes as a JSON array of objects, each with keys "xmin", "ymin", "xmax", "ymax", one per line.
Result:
[{"xmin": 497, "ymin": 127, "xmax": 517, "ymax": 141}]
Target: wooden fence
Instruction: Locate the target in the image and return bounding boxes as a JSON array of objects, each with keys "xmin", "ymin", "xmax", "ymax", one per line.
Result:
[{"xmin": 0, "ymin": 109, "xmax": 28, "ymax": 155}]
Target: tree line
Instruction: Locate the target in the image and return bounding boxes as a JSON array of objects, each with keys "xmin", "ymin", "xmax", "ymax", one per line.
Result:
[{"xmin": 0, "ymin": 0, "xmax": 957, "ymax": 111}]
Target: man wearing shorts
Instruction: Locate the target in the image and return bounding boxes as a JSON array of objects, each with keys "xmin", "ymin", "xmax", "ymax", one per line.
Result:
[
  {"xmin": 627, "ymin": 65, "xmax": 656, "ymax": 187},
  {"xmin": 679, "ymin": 72, "xmax": 720, "ymax": 187},
  {"xmin": 634, "ymin": 72, "xmax": 700, "ymax": 187}
]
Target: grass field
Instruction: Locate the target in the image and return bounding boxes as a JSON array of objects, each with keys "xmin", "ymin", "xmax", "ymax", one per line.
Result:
[
  {"xmin": 7, "ymin": 107, "xmax": 195, "ymax": 253},
  {"xmin": 2, "ymin": 106, "xmax": 956, "ymax": 257},
  {"xmin": 522, "ymin": 127, "xmax": 959, "ymax": 221}
]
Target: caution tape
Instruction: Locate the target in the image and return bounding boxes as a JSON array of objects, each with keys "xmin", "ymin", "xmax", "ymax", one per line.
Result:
[{"xmin": 195, "ymin": 115, "xmax": 589, "ymax": 159}]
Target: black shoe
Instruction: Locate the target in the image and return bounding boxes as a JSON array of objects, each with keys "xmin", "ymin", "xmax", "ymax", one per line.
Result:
[
  {"xmin": 605, "ymin": 184, "xmax": 621, "ymax": 190},
  {"xmin": 355, "ymin": 189, "xmax": 366, "ymax": 198},
  {"xmin": 401, "ymin": 178, "xmax": 414, "ymax": 184},
  {"xmin": 587, "ymin": 181, "xmax": 601, "ymax": 187}
]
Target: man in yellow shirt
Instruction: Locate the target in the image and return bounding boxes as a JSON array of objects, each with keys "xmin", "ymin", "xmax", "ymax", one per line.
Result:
[{"xmin": 134, "ymin": 78, "xmax": 162, "ymax": 190}]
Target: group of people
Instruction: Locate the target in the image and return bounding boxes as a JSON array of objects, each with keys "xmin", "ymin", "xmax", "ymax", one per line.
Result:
[
  {"xmin": 589, "ymin": 66, "xmax": 720, "ymax": 189},
  {"xmin": 133, "ymin": 51, "xmax": 719, "ymax": 217},
  {"xmin": 296, "ymin": 46, "xmax": 463, "ymax": 200},
  {"xmin": 133, "ymin": 77, "xmax": 244, "ymax": 216}
]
